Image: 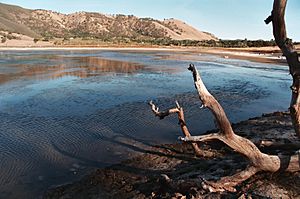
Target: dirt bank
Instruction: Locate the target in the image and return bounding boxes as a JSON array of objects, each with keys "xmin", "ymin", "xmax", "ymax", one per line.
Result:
[{"xmin": 44, "ymin": 112, "xmax": 300, "ymax": 199}]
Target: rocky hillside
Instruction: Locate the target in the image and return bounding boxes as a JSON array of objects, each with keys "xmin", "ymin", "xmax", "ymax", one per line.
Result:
[{"xmin": 0, "ymin": 2, "xmax": 217, "ymax": 41}]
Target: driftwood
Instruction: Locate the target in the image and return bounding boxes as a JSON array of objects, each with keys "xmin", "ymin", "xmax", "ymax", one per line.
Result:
[
  {"xmin": 258, "ymin": 140, "xmax": 300, "ymax": 151},
  {"xmin": 149, "ymin": 0, "xmax": 300, "ymax": 192},
  {"xmin": 149, "ymin": 100, "xmax": 214, "ymax": 157},
  {"xmin": 150, "ymin": 64, "xmax": 300, "ymax": 192},
  {"xmin": 265, "ymin": 0, "xmax": 300, "ymax": 138},
  {"xmin": 181, "ymin": 64, "xmax": 299, "ymax": 192}
]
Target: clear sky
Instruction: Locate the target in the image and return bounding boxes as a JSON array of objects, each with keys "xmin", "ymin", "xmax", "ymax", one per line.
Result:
[{"xmin": 1, "ymin": 0, "xmax": 300, "ymax": 41}]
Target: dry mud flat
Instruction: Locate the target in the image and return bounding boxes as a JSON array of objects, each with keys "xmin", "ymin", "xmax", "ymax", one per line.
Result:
[{"xmin": 44, "ymin": 112, "xmax": 300, "ymax": 199}]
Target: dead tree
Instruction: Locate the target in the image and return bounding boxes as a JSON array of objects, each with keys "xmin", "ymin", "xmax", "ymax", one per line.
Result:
[
  {"xmin": 265, "ymin": 0, "xmax": 300, "ymax": 138},
  {"xmin": 150, "ymin": 64, "xmax": 300, "ymax": 192},
  {"xmin": 148, "ymin": 0, "xmax": 300, "ymax": 192},
  {"xmin": 149, "ymin": 100, "xmax": 214, "ymax": 157}
]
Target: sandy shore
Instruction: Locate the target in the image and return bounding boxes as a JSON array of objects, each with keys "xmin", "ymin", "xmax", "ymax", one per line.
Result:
[
  {"xmin": 191, "ymin": 47, "xmax": 287, "ymax": 65},
  {"xmin": 0, "ymin": 45, "xmax": 292, "ymax": 65}
]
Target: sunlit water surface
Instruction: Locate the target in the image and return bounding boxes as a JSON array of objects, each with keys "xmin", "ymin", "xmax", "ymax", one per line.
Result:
[{"xmin": 0, "ymin": 50, "xmax": 291, "ymax": 198}]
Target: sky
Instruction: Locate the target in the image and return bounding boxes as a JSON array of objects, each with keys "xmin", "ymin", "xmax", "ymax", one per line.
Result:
[{"xmin": 1, "ymin": 0, "xmax": 300, "ymax": 41}]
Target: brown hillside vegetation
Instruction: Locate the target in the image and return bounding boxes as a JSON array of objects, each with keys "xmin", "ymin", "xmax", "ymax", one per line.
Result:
[
  {"xmin": 0, "ymin": 2, "xmax": 217, "ymax": 41},
  {"xmin": 0, "ymin": 3, "xmax": 38, "ymax": 37},
  {"xmin": 163, "ymin": 19, "xmax": 216, "ymax": 41}
]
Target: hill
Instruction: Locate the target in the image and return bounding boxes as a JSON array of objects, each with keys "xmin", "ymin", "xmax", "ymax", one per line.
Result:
[{"xmin": 0, "ymin": 2, "xmax": 217, "ymax": 42}]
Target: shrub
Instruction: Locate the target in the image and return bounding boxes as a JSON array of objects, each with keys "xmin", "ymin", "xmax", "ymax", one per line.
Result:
[{"xmin": 1, "ymin": 37, "xmax": 6, "ymax": 43}]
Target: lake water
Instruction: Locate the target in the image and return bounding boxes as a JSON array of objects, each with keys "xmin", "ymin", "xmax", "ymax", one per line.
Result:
[{"xmin": 0, "ymin": 49, "xmax": 291, "ymax": 198}]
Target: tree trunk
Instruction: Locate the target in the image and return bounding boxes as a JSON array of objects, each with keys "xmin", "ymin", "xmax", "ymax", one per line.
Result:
[{"xmin": 265, "ymin": 0, "xmax": 300, "ymax": 138}]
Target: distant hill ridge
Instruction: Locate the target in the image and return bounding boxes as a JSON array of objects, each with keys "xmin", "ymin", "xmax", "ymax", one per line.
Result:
[{"xmin": 0, "ymin": 2, "xmax": 218, "ymax": 41}]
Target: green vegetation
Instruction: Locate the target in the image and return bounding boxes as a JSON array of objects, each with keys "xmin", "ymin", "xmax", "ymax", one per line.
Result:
[
  {"xmin": 59, "ymin": 36, "xmax": 275, "ymax": 48},
  {"xmin": 53, "ymin": 36, "xmax": 280, "ymax": 48},
  {"xmin": 141, "ymin": 38, "xmax": 277, "ymax": 48},
  {"xmin": 97, "ymin": 38, "xmax": 276, "ymax": 48}
]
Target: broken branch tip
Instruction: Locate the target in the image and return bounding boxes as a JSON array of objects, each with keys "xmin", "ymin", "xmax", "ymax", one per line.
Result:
[{"xmin": 188, "ymin": 63, "xmax": 195, "ymax": 71}]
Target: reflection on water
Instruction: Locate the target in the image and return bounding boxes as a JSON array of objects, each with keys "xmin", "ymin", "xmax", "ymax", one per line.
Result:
[
  {"xmin": 0, "ymin": 56, "xmax": 149, "ymax": 84},
  {"xmin": 0, "ymin": 50, "xmax": 291, "ymax": 199}
]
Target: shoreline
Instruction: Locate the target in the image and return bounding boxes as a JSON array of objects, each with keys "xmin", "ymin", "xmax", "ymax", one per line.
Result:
[
  {"xmin": 0, "ymin": 44, "xmax": 298, "ymax": 198},
  {"xmin": 44, "ymin": 111, "xmax": 300, "ymax": 199},
  {"xmin": 0, "ymin": 46, "xmax": 288, "ymax": 65}
]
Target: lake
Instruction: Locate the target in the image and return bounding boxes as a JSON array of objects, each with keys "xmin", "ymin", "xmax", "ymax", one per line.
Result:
[{"xmin": 0, "ymin": 49, "xmax": 291, "ymax": 198}]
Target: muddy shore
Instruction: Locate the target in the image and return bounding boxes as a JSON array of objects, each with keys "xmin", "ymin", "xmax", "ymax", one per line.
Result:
[
  {"xmin": 44, "ymin": 112, "xmax": 300, "ymax": 199},
  {"xmin": 1, "ymin": 45, "xmax": 299, "ymax": 65}
]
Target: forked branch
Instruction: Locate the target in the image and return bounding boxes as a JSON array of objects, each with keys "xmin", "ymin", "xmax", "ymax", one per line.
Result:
[
  {"xmin": 149, "ymin": 100, "xmax": 180, "ymax": 120},
  {"xmin": 149, "ymin": 64, "xmax": 299, "ymax": 192},
  {"xmin": 182, "ymin": 65, "xmax": 300, "ymax": 192},
  {"xmin": 149, "ymin": 0, "xmax": 300, "ymax": 193},
  {"xmin": 149, "ymin": 101, "xmax": 212, "ymax": 157}
]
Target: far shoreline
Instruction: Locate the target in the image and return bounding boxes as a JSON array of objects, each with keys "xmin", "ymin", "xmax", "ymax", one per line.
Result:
[{"xmin": 0, "ymin": 45, "xmax": 289, "ymax": 65}]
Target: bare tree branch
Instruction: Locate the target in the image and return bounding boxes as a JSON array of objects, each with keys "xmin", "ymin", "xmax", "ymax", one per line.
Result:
[
  {"xmin": 149, "ymin": 100, "xmax": 179, "ymax": 120},
  {"xmin": 201, "ymin": 166, "xmax": 258, "ymax": 192},
  {"xmin": 258, "ymin": 140, "xmax": 300, "ymax": 150},
  {"xmin": 149, "ymin": 101, "xmax": 213, "ymax": 157},
  {"xmin": 180, "ymin": 64, "xmax": 300, "ymax": 192},
  {"xmin": 149, "ymin": 1, "xmax": 300, "ymax": 190}
]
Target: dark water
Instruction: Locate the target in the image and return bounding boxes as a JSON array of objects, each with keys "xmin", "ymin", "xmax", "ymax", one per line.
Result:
[{"xmin": 0, "ymin": 50, "xmax": 291, "ymax": 198}]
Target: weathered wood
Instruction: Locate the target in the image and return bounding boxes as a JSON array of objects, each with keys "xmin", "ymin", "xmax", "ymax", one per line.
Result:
[
  {"xmin": 149, "ymin": 100, "xmax": 180, "ymax": 120},
  {"xmin": 150, "ymin": 0, "xmax": 300, "ymax": 190},
  {"xmin": 181, "ymin": 64, "xmax": 300, "ymax": 192},
  {"xmin": 149, "ymin": 101, "xmax": 213, "ymax": 157},
  {"xmin": 188, "ymin": 64, "xmax": 234, "ymax": 138},
  {"xmin": 258, "ymin": 140, "xmax": 300, "ymax": 150},
  {"xmin": 201, "ymin": 166, "xmax": 258, "ymax": 192},
  {"xmin": 266, "ymin": 0, "xmax": 300, "ymax": 137}
]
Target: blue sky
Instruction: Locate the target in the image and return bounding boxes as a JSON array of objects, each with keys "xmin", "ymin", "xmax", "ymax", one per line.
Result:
[{"xmin": 1, "ymin": 0, "xmax": 300, "ymax": 41}]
